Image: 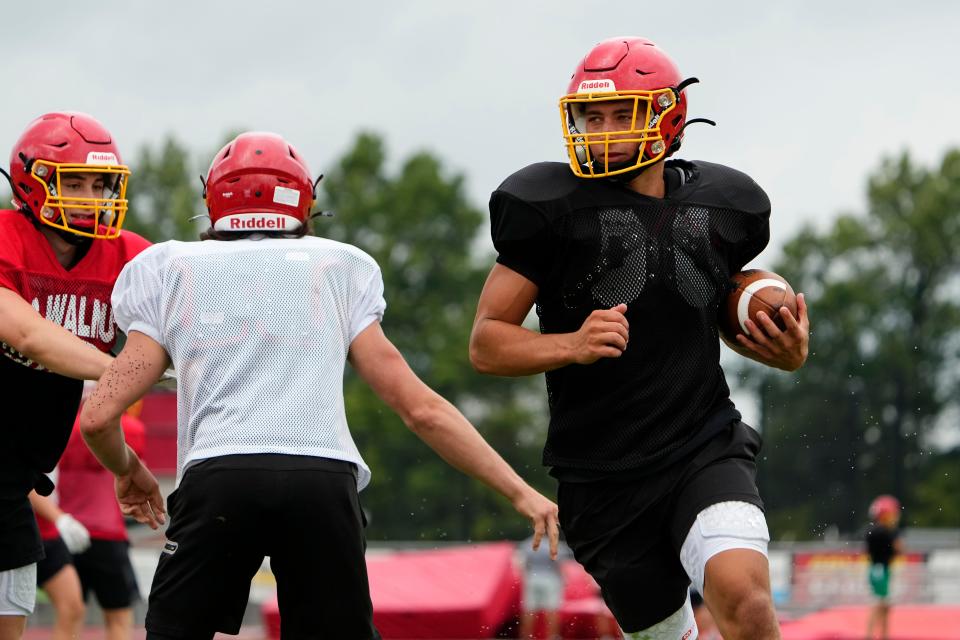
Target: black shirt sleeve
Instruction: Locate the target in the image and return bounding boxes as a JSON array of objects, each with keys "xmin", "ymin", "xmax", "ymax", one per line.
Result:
[
  {"xmin": 676, "ymin": 161, "xmax": 772, "ymax": 275},
  {"xmin": 728, "ymin": 208, "xmax": 770, "ymax": 274},
  {"xmin": 489, "ymin": 191, "xmax": 554, "ymax": 287}
]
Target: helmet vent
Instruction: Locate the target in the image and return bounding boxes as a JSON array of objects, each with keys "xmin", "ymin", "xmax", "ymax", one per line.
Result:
[
  {"xmin": 48, "ymin": 141, "xmax": 69, "ymax": 148},
  {"xmin": 227, "ymin": 177, "xmax": 241, "ymax": 184},
  {"xmin": 635, "ymin": 69, "xmax": 654, "ymax": 76}
]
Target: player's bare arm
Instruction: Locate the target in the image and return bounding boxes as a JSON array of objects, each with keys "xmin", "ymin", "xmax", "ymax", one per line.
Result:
[
  {"xmin": 350, "ymin": 320, "xmax": 560, "ymax": 557},
  {"xmin": 80, "ymin": 330, "xmax": 169, "ymax": 529},
  {"xmin": 724, "ymin": 292, "xmax": 809, "ymax": 371},
  {"xmin": 0, "ymin": 287, "xmax": 114, "ymax": 380},
  {"xmin": 26, "ymin": 490, "xmax": 64, "ymax": 522},
  {"xmin": 469, "ymin": 264, "xmax": 629, "ymax": 376},
  {"xmin": 27, "ymin": 491, "xmax": 91, "ymax": 554}
]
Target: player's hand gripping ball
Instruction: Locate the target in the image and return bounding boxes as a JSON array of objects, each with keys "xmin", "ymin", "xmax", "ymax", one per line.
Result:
[{"xmin": 719, "ymin": 269, "xmax": 798, "ymax": 341}]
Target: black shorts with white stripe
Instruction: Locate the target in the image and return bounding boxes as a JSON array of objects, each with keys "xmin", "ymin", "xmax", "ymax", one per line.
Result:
[{"xmin": 145, "ymin": 454, "xmax": 380, "ymax": 640}]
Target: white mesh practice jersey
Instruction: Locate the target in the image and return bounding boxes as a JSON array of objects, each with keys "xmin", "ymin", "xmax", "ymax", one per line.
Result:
[{"xmin": 112, "ymin": 236, "xmax": 385, "ymax": 489}]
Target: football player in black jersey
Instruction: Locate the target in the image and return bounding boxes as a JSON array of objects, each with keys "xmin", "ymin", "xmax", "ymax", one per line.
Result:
[{"xmin": 470, "ymin": 37, "xmax": 809, "ymax": 639}]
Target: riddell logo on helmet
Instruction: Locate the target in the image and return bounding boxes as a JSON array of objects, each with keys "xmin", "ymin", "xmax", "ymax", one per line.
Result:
[
  {"xmin": 213, "ymin": 213, "xmax": 302, "ymax": 232},
  {"xmin": 86, "ymin": 152, "xmax": 118, "ymax": 165},
  {"xmin": 231, "ymin": 217, "xmax": 285, "ymax": 229},
  {"xmin": 577, "ymin": 79, "xmax": 616, "ymax": 93}
]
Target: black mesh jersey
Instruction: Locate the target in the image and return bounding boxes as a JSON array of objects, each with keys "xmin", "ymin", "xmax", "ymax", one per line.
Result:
[{"xmin": 489, "ymin": 159, "xmax": 770, "ymax": 474}]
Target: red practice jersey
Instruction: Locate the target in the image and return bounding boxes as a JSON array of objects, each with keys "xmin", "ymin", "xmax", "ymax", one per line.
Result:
[
  {"xmin": 0, "ymin": 209, "xmax": 150, "ymax": 486},
  {"xmin": 0, "ymin": 210, "xmax": 151, "ymax": 364}
]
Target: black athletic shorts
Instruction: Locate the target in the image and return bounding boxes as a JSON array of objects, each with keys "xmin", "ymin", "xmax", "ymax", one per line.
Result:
[
  {"xmin": 36, "ymin": 537, "xmax": 72, "ymax": 586},
  {"xmin": 0, "ymin": 496, "xmax": 43, "ymax": 572},
  {"xmin": 557, "ymin": 420, "xmax": 764, "ymax": 632},
  {"xmin": 144, "ymin": 454, "xmax": 380, "ymax": 640},
  {"xmin": 74, "ymin": 539, "xmax": 139, "ymax": 609}
]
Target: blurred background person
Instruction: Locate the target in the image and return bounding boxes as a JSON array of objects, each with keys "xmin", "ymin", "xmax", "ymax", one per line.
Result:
[
  {"xmin": 865, "ymin": 495, "xmax": 902, "ymax": 640},
  {"xmin": 28, "ymin": 480, "xmax": 89, "ymax": 640},
  {"xmin": 58, "ymin": 392, "xmax": 146, "ymax": 640},
  {"xmin": 28, "ymin": 392, "xmax": 145, "ymax": 640},
  {"xmin": 519, "ymin": 535, "xmax": 570, "ymax": 639}
]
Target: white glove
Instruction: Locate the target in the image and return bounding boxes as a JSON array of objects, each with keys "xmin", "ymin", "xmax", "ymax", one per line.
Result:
[{"xmin": 55, "ymin": 514, "xmax": 91, "ymax": 554}]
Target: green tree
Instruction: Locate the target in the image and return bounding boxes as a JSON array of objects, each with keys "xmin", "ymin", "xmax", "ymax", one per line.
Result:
[
  {"xmin": 124, "ymin": 137, "xmax": 203, "ymax": 242},
  {"xmin": 318, "ymin": 132, "xmax": 551, "ymax": 541},
  {"xmin": 743, "ymin": 150, "xmax": 960, "ymax": 538}
]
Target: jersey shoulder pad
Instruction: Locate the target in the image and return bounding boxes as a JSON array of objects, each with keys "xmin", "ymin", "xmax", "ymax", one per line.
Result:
[
  {"xmin": 0, "ymin": 210, "xmax": 34, "ymax": 268},
  {"xmin": 680, "ymin": 160, "xmax": 770, "ymax": 215},
  {"xmin": 496, "ymin": 162, "xmax": 581, "ymax": 204},
  {"xmin": 307, "ymin": 236, "xmax": 380, "ymax": 269},
  {"xmin": 130, "ymin": 239, "xmax": 172, "ymax": 263},
  {"xmin": 117, "ymin": 229, "xmax": 153, "ymax": 256},
  {"xmin": 89, "ymin": 230, "xmax": 153, "ymax": 275}
]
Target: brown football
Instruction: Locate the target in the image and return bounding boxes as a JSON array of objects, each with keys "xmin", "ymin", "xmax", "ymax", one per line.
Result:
[{"xmin": 719, "ymin": 269, "xmax": 798, "ymax": 340}]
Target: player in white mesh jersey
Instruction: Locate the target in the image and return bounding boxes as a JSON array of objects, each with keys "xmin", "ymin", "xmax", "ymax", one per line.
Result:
[{"xmin": 78, "ymin": 132, "xmax": 560, "ymax": 640}]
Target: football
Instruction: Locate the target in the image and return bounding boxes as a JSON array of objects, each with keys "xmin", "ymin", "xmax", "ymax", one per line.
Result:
[{"xmin": 719, "ymin": 269, "xmax": 798, "ymax": 340}]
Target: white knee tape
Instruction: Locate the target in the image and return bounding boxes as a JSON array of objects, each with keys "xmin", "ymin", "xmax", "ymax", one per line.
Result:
[
  {"xmin": 621, "ymin": 591, "xmax": 698, "ymax": 640},
  {"xmin": 679, "ymin": 501, "xmax": 770, "ymax": 595}
]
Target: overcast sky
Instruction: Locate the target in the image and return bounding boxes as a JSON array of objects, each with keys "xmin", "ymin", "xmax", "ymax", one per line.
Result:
[
  {"xmin": 3, "ymin": 0, "xmax": 957, "ymax": 262},
  {"xmin": 3, "ymin": 1, "xmax": 958, "ymax": 438}
]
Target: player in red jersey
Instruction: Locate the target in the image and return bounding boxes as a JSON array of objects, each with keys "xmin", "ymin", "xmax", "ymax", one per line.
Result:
[
  {"xmin": 0, "ymin": 112, "xmax": 150, "ymax": 640},
  {"xmin": 27, "ymin": 483, "xmax": 89, "ymax": 640},
  {"xmin": 60, "ymin": 404, "xmax": 146, "ymax": 640},
  {"xmin": 29, "ymin": 397, "xmax": 146, "ymax": 640}
]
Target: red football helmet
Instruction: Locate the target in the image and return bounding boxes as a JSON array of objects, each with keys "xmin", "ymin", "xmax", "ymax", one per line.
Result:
[
  {"xmin": 204, "ymin": 132, "xmax": 316, "ymax": 233},
  {"xmin": 6, "ymin": 112, "xmax": 129, "ymax": 239},
  {"xmin": 560, "ymin": 37, "xmax": 693, "ymax": 178},
  {"xmin": 869, "ymin": 495, "xmax": 901, "ymax": 523}
]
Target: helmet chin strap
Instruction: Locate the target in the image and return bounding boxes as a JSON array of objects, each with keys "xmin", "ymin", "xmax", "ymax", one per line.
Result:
[
  {"xmin": 53, "ymin": 226, "xmax": 93, "ymax": 247},
  {"xmin": 609, "ymin": 161, "xmax": 651, "ymax": 184}
]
